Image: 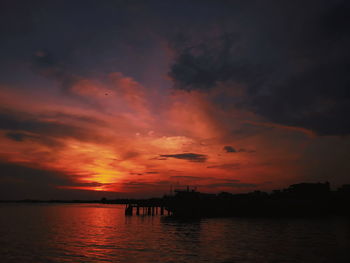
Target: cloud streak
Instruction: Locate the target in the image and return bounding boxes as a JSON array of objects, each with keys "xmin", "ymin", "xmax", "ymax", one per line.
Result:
[{"xmin": 159, "ymin": 153, "xmax": 208, "ymax": 162}]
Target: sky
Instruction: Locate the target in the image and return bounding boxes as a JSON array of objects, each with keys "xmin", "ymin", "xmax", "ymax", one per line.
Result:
[{"xmin": 0, "ymin": 0, "xmax": 349, "ymax": 199}]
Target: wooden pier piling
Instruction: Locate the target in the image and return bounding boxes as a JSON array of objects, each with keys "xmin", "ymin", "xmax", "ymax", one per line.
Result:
[
  {"xmin": 124, "ymin": 202, "xmax": 168, "ymax": 216},
  {"xmin": 125, "ymin": 204, "xmax": 133, "ymax": 215}
]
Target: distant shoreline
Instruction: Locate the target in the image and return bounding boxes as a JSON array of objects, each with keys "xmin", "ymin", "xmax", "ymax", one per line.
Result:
[{"xmin": 2, "ymin": 182, "xmax": 350, "ymax": 218}]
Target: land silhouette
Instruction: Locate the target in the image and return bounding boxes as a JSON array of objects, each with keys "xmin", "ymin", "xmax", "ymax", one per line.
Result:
[{"xmin": 2, "ymin": 182, "xmax": 350, "ymax": 218}]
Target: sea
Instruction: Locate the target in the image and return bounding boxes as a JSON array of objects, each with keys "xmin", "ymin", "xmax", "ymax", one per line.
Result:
[{"xmin": 0, "ymin": 203, "xmax": 349, "ymax": 263}]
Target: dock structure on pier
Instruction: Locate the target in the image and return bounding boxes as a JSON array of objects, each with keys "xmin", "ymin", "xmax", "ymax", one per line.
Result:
[
  {"xmin": 124, "ymin": 200, "xmax": 171, "ymax": 216},
  {"xmin": 124, "ymin": 187, "xmax": 197, "ymax": 216}
]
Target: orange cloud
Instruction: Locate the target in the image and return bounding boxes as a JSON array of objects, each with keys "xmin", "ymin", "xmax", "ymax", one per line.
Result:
[{"xmin": 0, "ymin": 71, "xmax": 311, "ymax": 197}]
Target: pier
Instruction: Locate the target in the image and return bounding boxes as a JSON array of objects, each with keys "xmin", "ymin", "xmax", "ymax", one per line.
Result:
[
  {"xmin": 122, "ymin": 182, "xmax": 350, "ymax": 218},
  {"xmin": 124, "ymin": 200, "xmax": 171, "ymax": 216}
]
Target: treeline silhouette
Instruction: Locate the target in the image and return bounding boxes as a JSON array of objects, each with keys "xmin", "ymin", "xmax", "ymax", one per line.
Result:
[{"xmin": 162, "ymin": 182, "xmax": 350, "ymax": 217}]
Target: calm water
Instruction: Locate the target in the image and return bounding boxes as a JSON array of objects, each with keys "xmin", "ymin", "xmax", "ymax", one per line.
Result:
[{"xmin": 0, "ymin": 204, "xmax": 350, "ymax": 263}]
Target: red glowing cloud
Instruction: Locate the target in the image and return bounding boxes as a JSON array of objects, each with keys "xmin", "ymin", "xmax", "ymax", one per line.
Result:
[{"xmin": 0, "ymin": 70, "xmax": 312, "ymax": 199}]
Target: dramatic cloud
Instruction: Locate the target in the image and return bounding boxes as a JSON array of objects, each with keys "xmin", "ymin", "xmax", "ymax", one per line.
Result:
[
  {"xmin": 6, "ymin": 132, "xmax": 37, "ymax": 142},
  {"xmin": 1, "ymin": 0, "xmax": 350, "ymax": 199},
  {"xmin": 169, "ymin": 0, "xmax": 350, "ymax": 136},
  {"xmin": 0, "ymin": 160, "xmax": 114, "ymax": 199},
  {"xmin": 0, "ymin": 109, "xmax": 101, "ymax": 143},
  {"xmin": 159, "ymin": 153, "xmax": 208, "ymax": 162},
  {"xmin": 5, "ymin": 131, "xmax": 62, "ymax": 147}
]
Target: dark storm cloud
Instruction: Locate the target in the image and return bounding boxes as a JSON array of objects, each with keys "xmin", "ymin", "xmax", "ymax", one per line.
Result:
[
  {"xmin": 0, "ymin": 110, "xmax": 78, "ymax": 135},
  {"xmin": 0, "ymin": 161, "xmax": 72, "ymax": 198},
  {"xmin": 5, "ymin": 132, "xmax": 32, "ymax": 142},
  {"xmin": 159, "ymin": 153, "xmax": 208, "ymax": 162},
  {"xmin": 0, "ymin": 160, "xmax": 116, "ymax": 200},
  {"xmin": 169, "ymin": 0, "xmax": 350, "ymax": 136},
  {"xmin": 0, "ymin": 161, "xmax": 64, "ymax": 184},
  {"xmin": 0, "ymin": 108, "xmax": 101, "ymax": 144},
  {"xmin": 0, "ymin": 0, "xmax": 156, "ymax": 92},
  {"xmin": 5, "ymin": 132, "xmax": 62, "ymax": 147}
]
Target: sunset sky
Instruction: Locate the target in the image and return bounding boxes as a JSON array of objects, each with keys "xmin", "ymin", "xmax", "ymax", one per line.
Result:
[{"xmin": 1, "ymin": 0, "xmax": 349, "ymax": 199}]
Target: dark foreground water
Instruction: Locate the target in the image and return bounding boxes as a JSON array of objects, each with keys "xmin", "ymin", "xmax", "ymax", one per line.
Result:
[{"xmin": 0, "ymin": 204, "xmax": 350, "ymax": 263}]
